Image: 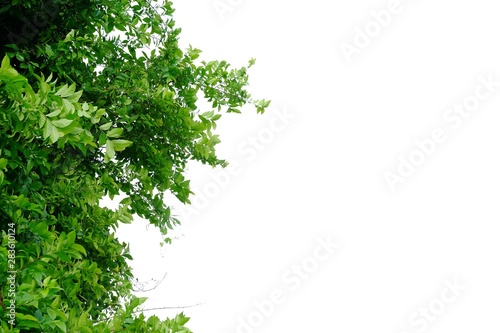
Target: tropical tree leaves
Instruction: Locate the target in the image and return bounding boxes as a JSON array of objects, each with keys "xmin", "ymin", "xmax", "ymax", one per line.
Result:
[{"xmin": 0, "ymin": 1, "xmax": 269, "ymax": 332}]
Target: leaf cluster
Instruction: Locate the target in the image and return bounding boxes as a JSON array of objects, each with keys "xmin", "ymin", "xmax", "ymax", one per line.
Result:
[{"xmin": 0, "ymin": 0, "xmax": 269, "ymax": 331}]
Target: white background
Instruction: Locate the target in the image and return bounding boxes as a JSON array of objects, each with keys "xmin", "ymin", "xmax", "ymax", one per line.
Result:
[{"xmin": 113, "ymin": 0, "xmax": 500, "ymax": 332}]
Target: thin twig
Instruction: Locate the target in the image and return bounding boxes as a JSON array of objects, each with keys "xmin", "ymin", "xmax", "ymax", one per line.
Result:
[{"xmin": 132, "ymin": 302, "xmax": 205, "ymax": 313}]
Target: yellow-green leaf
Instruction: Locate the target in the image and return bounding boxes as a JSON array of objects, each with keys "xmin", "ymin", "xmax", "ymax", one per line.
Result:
[
  {"xmin": 52, "ymin": 119, "xmax": 73, "ymax": 128},
  {"xmin": 106, "ymin": 139, "xmax": 115, "ymax": 159},
  {"xmin": 111, "ymin": 139, "xmax": 133, "ymax": 151},
  {"xmin": 106, "ymin": 128, "xmax": 123, "ymax": 138},
  {"xmin": 0, "ymin": 158, "xmax": 7, "ymax": 170},
  {"xmin": 1, "ymin": 55, "xmax": 10, "ymax": 69},
  {"xmin": 100, "ymin": 122, "xmax": 113, "ymax": 131}
]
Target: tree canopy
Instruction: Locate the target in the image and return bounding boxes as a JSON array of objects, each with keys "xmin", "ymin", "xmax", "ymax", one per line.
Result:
[{"xmin": 0, "ymin": 0, "xmax": 269, "ymax": 331}]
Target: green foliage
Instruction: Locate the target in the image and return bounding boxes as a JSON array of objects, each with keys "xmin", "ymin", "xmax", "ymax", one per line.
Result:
[{"xmin": 0, "ymin": 0, "xmax": 269, "ymax": 331}]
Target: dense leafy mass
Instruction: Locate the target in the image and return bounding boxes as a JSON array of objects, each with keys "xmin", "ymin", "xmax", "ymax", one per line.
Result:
[{"xmin": 0, "ymin": 0, "xmax": 269, "ymax": 331}]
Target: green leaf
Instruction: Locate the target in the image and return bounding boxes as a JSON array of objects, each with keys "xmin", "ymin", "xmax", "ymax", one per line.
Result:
[
  {"xmin": 66, "ymin": 90, "xmax": 83, "ymax": 103},
  {"xmin": 43, "ymin": 120, "xmax": 60, "ymax": 143},
  {"xmin": 105, "ymin": 139, "xmax": 115, "ymax": 159},
  {"xmin": 106, "ymin": 128, "xmax": 123, "ymax": 138},
  {"xmin": 92, "ymin": 108, "xmax": 106, "ymax": 124},
  {"xmin": 66, "ymin": 230, "xmax": 76, "ymax": 244},
  {"xmin": 51, "ymin": 119, "xmax": 73, "ymax": 128},
  {"xmin": 129, "ymin": 297, "xmax": 147, "ymax": 309},
  {"xmin": 46, "ymin": 109, "xmax": 62, "ymax": 118},
  {"xmin": 35, "ymin": 309, "xmax": 43, "ymax": 322},
  {"xmin": 64, "ymin": 29, "xmax": 74, "ymax": 42},
  {"xmin": 55, "ymin": 84, "xmax": 71, "ymax": 97},
  {"xmin": 1, "ymin": 55, "xmax": 10, "ymax": 69},
  {"xmin": 45, "ymin": 44, "xmax": 54, "ymax": 57},
  {"xmin": 62, "ymin": 98, "xmax": 74, "ymax": 112},
  {"xmin": 47, "ymin": 308, "xmax": 57, "ymax": 320},
  {"xmin": 100, "ymin": 122, "xmax": 113, "ymax": 131},
  {"xmin": 111, "ymin": 139, "xmax": 133, "ymax": 151},
  {"xmin": 39, "ymin": 113, "xmax": 47, "ymax": 127},
  {"xmin": 53, "ymin": 320, "xmax": 67, "ymax": 333},
  {"xmin": 20, "ymin": 314, "xmax": 38, "ymax": 322},
  {"xmin": 0, "ymin": 68, "xmax": 18, "ymax": 81},
  {"xmin": 0, "ymin": 158, "xmax": 7, "ymax": 169},
  {"xmin": 71, "ymin": 243, "xmax": 87, "ymax": 256}
]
